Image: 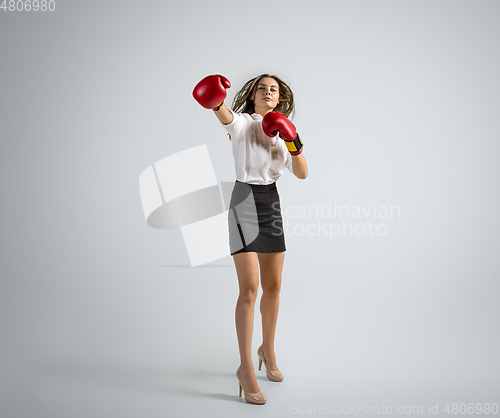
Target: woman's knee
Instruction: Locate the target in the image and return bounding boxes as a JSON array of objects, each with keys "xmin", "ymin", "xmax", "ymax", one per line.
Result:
[
  {"xmin": 262, "ymin": 279, "xmax": 281, "ymax": 296},
  {"xmin": 239, "ymin": 286, "xmax": 259, "ymax": 302}
]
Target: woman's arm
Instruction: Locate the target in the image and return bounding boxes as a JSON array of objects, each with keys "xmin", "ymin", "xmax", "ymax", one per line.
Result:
[
  {"xmin": 213, "ymin": 103, "xmax": 233, "ymax": 125},
  {"xmin": 292, "ymin": 153, "xmax": 308, "ymax": 179},
  {"xmin": 261, "ymin": 112, "xmax": 308, "ymax": 180}
]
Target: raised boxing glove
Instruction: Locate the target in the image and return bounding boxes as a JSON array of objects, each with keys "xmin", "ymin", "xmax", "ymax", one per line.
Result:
[
  {"xmin": 193, "ymin": 74, "xmax": 231, "ymax": 110},
  {"xmin": 262, "ymin": 111, "xmax": 304, "ymax": 155}
]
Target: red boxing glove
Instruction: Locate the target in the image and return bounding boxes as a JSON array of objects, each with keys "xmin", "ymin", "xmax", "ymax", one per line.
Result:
[
  {"xmin": 262, "ymin": 111, "xmax": 304, "ymax": 155},
  {"xmin": 193, "ymin": 74, "xmax": 231, "ymax": 110}
]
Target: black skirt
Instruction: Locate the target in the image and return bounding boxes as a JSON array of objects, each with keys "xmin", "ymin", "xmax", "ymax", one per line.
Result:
[{"xmin": 228, "ymin": 180, "xmax": 286, "ymax": 255}]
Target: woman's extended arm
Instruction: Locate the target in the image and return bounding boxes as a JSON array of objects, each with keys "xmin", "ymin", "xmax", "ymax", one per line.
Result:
[
  {"xmin": 291, "ymin": 153, "xmax": 308, "ymax": 179},
  {"xmin": 213, "ymin": 103, "xmax": 233, "ymax": 125}
]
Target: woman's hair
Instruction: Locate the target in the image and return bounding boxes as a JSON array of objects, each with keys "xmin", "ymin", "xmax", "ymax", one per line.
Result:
[{"xmin": 231, "ymin": 73, "xmax": 295, "ymax": 119}]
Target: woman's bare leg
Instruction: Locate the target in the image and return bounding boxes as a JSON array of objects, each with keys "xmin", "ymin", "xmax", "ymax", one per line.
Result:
[
  {"xmin": 233, "ymin": 251, "xmax": 260, "ymax": 393},
  {"xmin": 258, "ymin": 251, "xmax": 285, "ymax": 371}
]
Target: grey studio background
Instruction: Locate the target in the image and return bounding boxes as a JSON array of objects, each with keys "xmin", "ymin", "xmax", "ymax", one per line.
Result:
[{"xmin": 1, "ymin": 0, "xmax": 499, "ymax": 417}]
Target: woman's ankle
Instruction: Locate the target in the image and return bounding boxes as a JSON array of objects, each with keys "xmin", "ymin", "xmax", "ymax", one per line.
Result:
[{"xmin": 239, "ymin": 360, "xmax": 254, "ymax": 371}]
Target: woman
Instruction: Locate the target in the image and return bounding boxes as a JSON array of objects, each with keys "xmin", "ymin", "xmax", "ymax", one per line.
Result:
[{"xmin": 193, "ymin": 73, "xmax": 308, "ymax": 404}]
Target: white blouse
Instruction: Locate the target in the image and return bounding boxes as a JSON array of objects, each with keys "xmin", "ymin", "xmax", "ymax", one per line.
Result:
[{"xmin": 220, "ymin": 109, "xmax": 293, "ymax": 185}]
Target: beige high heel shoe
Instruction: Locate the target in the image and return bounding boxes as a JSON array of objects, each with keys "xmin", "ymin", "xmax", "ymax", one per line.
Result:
[
  {"xmin": 236, "ymin": 366, "xmax": 267, "ymax": 405},
  {"xmin": 257, "ymin": 345, "xmax": 284, "ymax": 382}
]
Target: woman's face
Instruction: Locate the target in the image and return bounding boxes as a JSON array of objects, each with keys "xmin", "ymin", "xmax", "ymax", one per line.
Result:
[{"xmin": 251, "ymin": 77, "xmax": 280, "ymax": 112}]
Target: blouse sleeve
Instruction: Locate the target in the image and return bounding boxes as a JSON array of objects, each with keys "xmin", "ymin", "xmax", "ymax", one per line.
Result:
[{"xmin": 219, "ymin": 109, "xmax": 246, "ymax": 142}]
